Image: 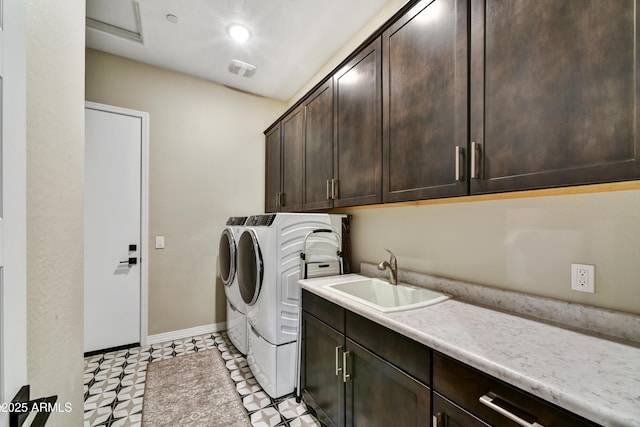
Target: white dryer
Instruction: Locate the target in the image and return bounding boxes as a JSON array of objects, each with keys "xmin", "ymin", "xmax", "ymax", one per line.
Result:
[
  {"xmin": 218, "ymin": 216, "xmax": 248, "ymax": 354},
  {"xmin": 237, "ymin": 213, "xmax": 345, "ymax": 398}
]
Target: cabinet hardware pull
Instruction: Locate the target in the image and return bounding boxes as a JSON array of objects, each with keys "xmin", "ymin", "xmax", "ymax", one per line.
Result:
[
  {"xmin": 342, "ymin": 350, "xmax": 351, "ymax": 382},
  {"xmin": 276, "ymin": 192, "xmax": 280, "ymax": 207},
  {"xmin": 335, "ymin": 345, "xmax": 343, "ymax": 376},
  {"xmin": 432, "ymin": 413, "xmax": 445, "ymax": 427},
  {"xmin": 471, "ymin": 141, "xmax": 480, "ymax": 179},
  {"xmin": 455, "ymin": 146, "xmax": 463, "ymax": 181},
  {"xmin": 332, "ymin": 179, "xmax": 339, "ymax": 200},
  {"xmin": 479, "ymin": 394, "xmax": 544, "ymax": 427},
  {"xmin": 327, "ymin": 180, "xmax": 331, "ymax": 200}
]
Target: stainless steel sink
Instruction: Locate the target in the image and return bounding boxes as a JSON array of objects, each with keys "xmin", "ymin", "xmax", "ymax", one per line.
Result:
[{"xmin": 326, "ymin": 278, "xmax": 449, "ymax": 312}]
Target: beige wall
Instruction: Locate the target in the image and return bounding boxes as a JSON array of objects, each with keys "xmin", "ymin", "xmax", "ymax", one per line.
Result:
[
  {"xmin": 26, "ymin": 0, "xmax": 85, "ymax": 425},
  {"xmin": 288, "ymin": 0, "xmax": 407, "ymax": 107},
  {"xmin": 286, "ymin": 0, "xmax": 640, "ymax": 315},
  {"xmin": 85, "ymin": 49, "xmax": 286, "ymax": 335},
  {"xmin": 346, "ymin": 190, "xmax": 640, "ymax": 315}
]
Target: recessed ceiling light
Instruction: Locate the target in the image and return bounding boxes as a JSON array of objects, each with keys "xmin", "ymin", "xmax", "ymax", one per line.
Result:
[
  {"xmin": 227, "ymin": 24, "xmax": 251, "ymax": 42},
  {"xmin": 166, "ymin": 14, "xmax": 179, "ymax": 24}
]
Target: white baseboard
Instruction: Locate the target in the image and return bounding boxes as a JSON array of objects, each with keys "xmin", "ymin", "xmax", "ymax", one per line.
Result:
[{"xmin": 144, "ymin": 322, "xmax": 227, "ymax": 345}]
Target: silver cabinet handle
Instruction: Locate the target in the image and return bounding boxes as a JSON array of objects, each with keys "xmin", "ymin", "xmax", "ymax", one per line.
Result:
[
  {"xmin": 471, "ymin": 141, "xmax": 480, "ymax": 179},
  {"xmin": 342, "ymin": 350, "xmax": 351, "ymax": 382},
  {"xmin": 276, "ymin": 192, "xmax": 280, "ymax": 207},
  {"xmin": 479, "ymin": 394, "xmax": 544, "ymax": 427},
  {"xmin": 327, "ymin": 180, "xmax": 331, "ymax": 200},
  {"xmin": 455, "ymin": 145, "xmax": 463, "ymax": 181},
  {"xmin": 335, "ymin": 345, "xmax": 343, "ymax": 376}
]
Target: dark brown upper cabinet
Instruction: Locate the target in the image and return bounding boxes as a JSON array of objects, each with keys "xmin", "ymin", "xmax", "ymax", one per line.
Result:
[
  {"xmin": 333, "ymin": 37, "xmax": 383, "ymax": 208},
  {"xmin": 264, "ymin": 123, "xmax": 281, "ymax": 213},
  {"xmin": 264, "ymin": 106, "xmax": 304, "ymax": 213},
  {"xmin": 303, "ymin": 79, "xmax": 335, "ymax": 211},
  {"xmin": 280, "ymin": 105, "xmax": 304, "ymax": 212},
  {"xmin": 382, "ymin": 0, "xmax": 468, "ymax": 202},
  {"xmin": 470, "ymin": 0, "xmax": 640, "ymax": 194}
]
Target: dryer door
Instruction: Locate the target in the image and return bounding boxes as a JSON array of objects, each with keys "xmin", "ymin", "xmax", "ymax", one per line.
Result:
[
  {"xmin": 219, "ymin": 228, "xmax": 236, "ymax": 287},
  {"xmin": 238, "ymin": 229, "xmax": 263, "ymax": 306}
]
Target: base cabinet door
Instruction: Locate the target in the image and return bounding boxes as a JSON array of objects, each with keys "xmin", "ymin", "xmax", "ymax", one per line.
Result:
[
  {"xmin": 345, "ymin": 339, "xmax": 430, "ymax": 427},
  {"xmin": 470, "ymin": 0, "xmax": 640, "ymax": 194},
  {"xmin": 301, "ymin": 312, "xmax": 345, "ymax": 427}
]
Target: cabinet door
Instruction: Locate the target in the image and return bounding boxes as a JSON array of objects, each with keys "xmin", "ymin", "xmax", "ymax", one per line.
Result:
[
  {"xmin": 345, "ymin": 338, "xmax": 430, "ymax": 427},
  {"xmin": 334, "ymin": 37, "xmax": 383, "ymax": 207},
  {"xmin": 281, "ymin": 106, "xmax": 304, "ymax": 211},
  {"xmin": 304, "ymin": 79, "xmax": 334, "ymax": 211},
  {"xmin": 433, "ymin": 392, "xmax": 490, "ymax": 427},
  {"xmin": 470, "ymin": 0, "xmax": 640, "ymax": 194},
  {"xmin": 264, "ymin": 124, "xmax": 281, "ymax": 213},
  {"xmin": 301, "ymin": 312, "xmax": 345, "ymax": 427},
  {"xmin": 383, "ymin": 0, "xmax": 468, "ymax": 202}
]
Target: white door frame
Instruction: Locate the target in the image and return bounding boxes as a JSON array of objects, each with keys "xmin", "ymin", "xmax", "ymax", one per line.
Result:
[
  {"xmin": 1, "ymin": 0, "xmax": 28, "ymax": 423},
  {"xmin": 85, "ymin": 101, "xmax": 150, "ymax": 346}
]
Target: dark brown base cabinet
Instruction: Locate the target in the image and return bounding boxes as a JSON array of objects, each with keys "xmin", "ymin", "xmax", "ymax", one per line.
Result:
[
  {"xmin": 301, "ymin": 291, "xmax": 430, "ymax": 427},
  {"xmin": 301, "ymin": 312, "xmax": 344, "ymax": 426},
  {"xmin": 433, "ymin": 352, "xmax": 598, "ymax": 427},
  {"xmin": 433, "ymin": 392, "xmax": 491, "ymax": 427},
  {"xmin": 301, "ymin": 290, "xmax": 600, "ymax": 427}
]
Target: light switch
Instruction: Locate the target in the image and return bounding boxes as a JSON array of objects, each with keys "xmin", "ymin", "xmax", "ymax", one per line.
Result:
[{"xmin": 155, "ymin": 236, "xmax": 165, "ymax": 249}]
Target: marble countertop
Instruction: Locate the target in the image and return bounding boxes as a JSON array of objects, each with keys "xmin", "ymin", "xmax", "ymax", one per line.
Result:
[{"xmin": 299, "ymin": 274, "xmax": 640, "ymax": 427}]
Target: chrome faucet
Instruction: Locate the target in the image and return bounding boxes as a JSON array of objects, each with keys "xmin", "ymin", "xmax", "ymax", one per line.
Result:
[{"xmin": 378, "ymin": 248, "xmax": 397, "ymax": 285}]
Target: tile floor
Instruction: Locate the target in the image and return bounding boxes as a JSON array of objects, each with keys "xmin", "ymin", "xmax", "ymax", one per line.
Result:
[{"xmin": 83, "ymin": 332, "xmax": 320, "ymax": 427}]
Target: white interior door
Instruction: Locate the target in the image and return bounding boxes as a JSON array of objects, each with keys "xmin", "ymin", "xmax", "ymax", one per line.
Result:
[
  {"xmin": 1, "ymin": 0, "xmax": 28, "ymax": 422},
  {"xmin": 84, "ymin": 104, "xmax": 144, "ymax": 353}
]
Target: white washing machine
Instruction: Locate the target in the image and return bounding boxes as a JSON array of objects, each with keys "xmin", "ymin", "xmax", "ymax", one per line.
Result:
[
  {"xmin": 237, "ymin": 213, "xmax": 345, "ymax": 398},
  {"xmin": 218, "ymin": 216, "xmax": 248, "ymax": 354}
]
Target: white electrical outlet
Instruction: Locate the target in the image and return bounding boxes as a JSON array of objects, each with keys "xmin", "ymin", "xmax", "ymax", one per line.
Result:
[{"xmin": 571, "ymin": 263, "xmax": 595, "ymax": 293}]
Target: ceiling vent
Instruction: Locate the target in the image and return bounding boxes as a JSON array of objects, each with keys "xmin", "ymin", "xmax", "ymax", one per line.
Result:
[
  {"xmin": 86, "ymin": 0, "xmax": 143, "ymax": 43},
  {"xmin": 228, "ymin": 60, "xmax": 257, "ymax": 78}
]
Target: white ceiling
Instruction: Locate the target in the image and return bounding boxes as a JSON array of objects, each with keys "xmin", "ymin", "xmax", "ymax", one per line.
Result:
[{"xmin": 86, "ymin": 0, "xmax": 396, "ymax": 101}]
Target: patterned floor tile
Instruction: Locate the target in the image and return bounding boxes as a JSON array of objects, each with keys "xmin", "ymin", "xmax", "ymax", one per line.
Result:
[
  {"xmin": 288, "ymin": 414, "xmax": 322, "ymax": 427},
  {"xmin": 84, "ymin": 331, "xmax": 319, "ymax": 427},
  {"xmin": 243, "ymin": 391, "xmax": 273, "ymax": 412},
  {"xmin": 250, "ymin": 406, "xmax": 282, "ymax": 427},
  {"xmin": 278, "ymin": 397, "xmax": 308, "ymax": 419}
]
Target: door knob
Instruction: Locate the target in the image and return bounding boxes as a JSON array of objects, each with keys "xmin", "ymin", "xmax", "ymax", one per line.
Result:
[{"xmin": 118, "ymin": 257, "xmax": 138, "ymax": 267}]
